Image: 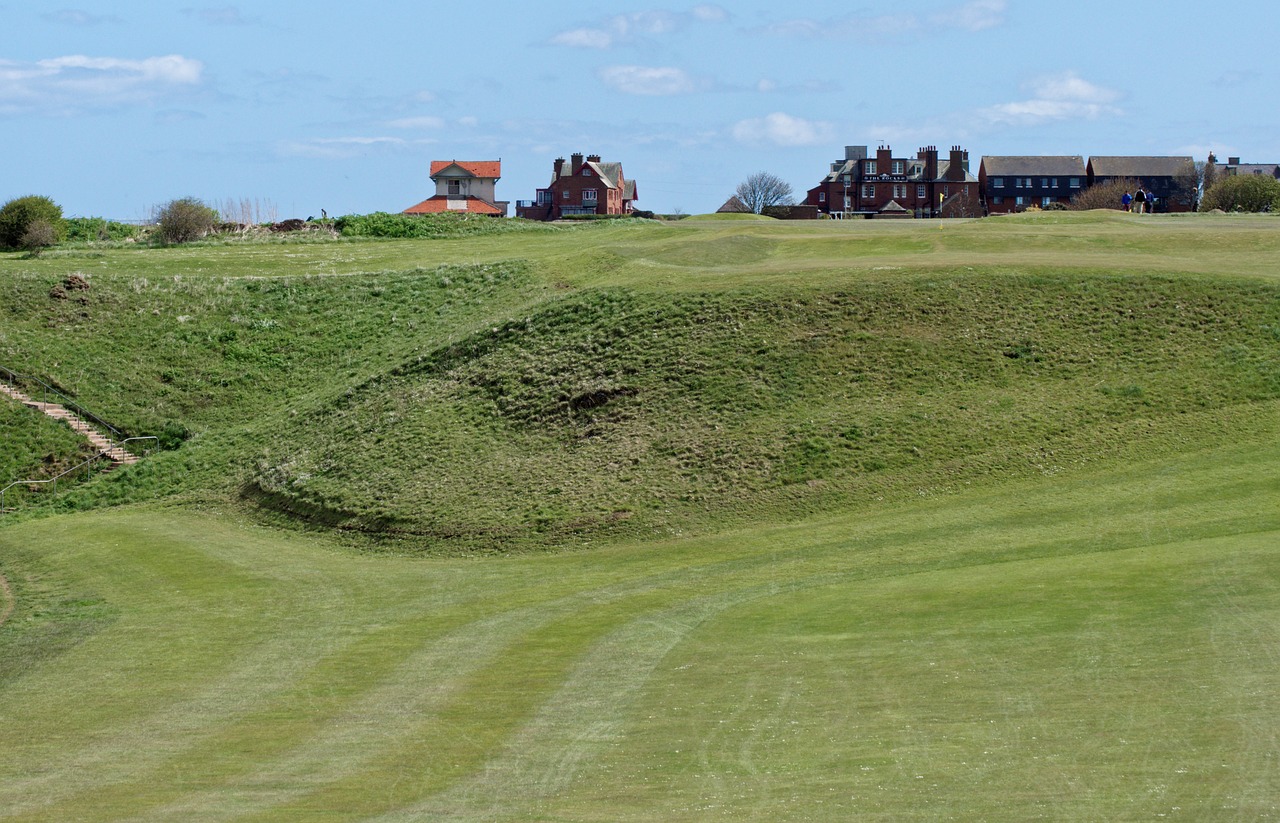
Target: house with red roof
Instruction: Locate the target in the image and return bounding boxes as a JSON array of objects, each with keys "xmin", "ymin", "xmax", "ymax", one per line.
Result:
[
  {"xmin": 516, "ymin": 153, "xmax": 637, "ymax": 220},
  {"xmin": 403, "ymin": 160, "xmax": 508, "ymax": 216}
]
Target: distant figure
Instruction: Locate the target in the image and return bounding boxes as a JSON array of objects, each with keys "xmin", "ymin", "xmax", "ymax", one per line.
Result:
[
  {"xmin": 1134, "ymin": 187, "xmax": 1147, "ymax": 214},
  {"xmin": 1121, "ymin": 191, "xmax": 1133, "ymax": 212},
  {"xmin": 1147, "ymin": 193, "xmax": 1157, "ymax": 213}
]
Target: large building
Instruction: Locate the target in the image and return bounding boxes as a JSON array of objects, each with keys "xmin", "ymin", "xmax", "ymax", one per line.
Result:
[
  {"xmin": 978, "ymin": 156, "xmax": 1087, "ymax": 214},
  {"xmin": 803, "ymin": 145, "xmax": 981, "ymax": 219},
  {"xmin": 1086, "ymin": 156, "xmax": 1196, "ymax": 212},
  {"xmin": 403, "ymin": 160, "xmax": 508, "ymax": 216},
  {"xmin": 516, "ymin": 153, "xmax": 637, "ymax": 220}
]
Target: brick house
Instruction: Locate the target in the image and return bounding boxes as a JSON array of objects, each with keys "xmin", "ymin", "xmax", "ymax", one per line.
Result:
[
  {"xmin": 978, "ymin": 156, "xmax": 1087, "ymax": 213},
  {"xmin": 803, "ymin": 144, "xmax": 981, "ymax": 219},
  {"xmin": 403, "ymin": 160, "xmax": 508, "ymax": 216},
  {"xmin": 1087, "ymin": 156, "xmax": 1196, "ymax": 212},
  {"xmin": 516, "ymin": 153, "xmax": 637, "ymax": 220},
  {"xmin": 1213, "ymin": 154, "xmax": 1280, "ymax": 180}
]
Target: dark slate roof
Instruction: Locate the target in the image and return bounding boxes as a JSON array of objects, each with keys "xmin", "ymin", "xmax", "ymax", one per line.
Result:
[
  {"xmin": 1089, "ymin": 156, "xmax": 1193, "ymax": 177},
  {"xmin": 1218, "ymin": 163, "xmax": 1280, "ymax": 179},
  {"xmin": 623, "ymin": 179, "xmax": 637, "ymax": 200},
  {"xmin": 981, "ymin": 156, "xmax": 1086, "ymax": 176},
  {"xmin": 936, "ymin": 161, "xmax": 978, "ymax": 183}
]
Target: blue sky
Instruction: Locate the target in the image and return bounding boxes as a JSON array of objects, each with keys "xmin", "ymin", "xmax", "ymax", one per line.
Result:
[{"xmin": 4, "ymin": 1, "xmax": 1277, "ymax": 219}]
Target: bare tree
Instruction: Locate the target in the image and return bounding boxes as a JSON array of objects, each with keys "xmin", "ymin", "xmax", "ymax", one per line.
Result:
[{"xmin": 734, "ymin": 172, "xmax": 794, "ymax": 214}]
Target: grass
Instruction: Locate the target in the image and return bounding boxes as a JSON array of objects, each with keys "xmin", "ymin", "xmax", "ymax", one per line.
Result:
[
  {"xmin": 1, "ymin": 212, "xmax": 1278, "ymax": 818},
  {"xmin": 0, "ymin": 438, "xmax": 1275, "ymax": 820}
]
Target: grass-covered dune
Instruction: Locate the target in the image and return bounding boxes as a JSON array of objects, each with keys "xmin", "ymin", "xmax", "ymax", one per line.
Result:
[
  {"xmin": 1, "ymin": 213, "xmax": 1277, "ymax": 549},
  {"xmin": 1, "ymin": 212, "xmax": 1279, "ymax": 818}
]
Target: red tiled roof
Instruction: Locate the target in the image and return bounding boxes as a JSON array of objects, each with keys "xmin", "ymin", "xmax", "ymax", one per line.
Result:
[
  {"xmin": 403, "ymin": 195, "xmax": 503, "ymax": 215},
  {"xmin": 429, "ymin": 160, "xmax": 502, "ymax": 179}
]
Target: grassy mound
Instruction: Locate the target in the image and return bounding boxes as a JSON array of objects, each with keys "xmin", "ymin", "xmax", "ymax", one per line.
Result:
[{"xmin": 247, "ymin": 273, "xmax": 1280, "ymax": 550}]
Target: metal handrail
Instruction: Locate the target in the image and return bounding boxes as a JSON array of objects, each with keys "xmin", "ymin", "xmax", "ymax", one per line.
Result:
[
  {"xmin": 0, "ymin": 364, "xmax": 122, "ymax": 439},
  {"xmin": 1, "ymin": 452, "xmax": 108, "ymax": 514}
]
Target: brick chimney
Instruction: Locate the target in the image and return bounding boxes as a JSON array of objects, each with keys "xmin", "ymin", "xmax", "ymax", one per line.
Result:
[
  {"xmin": 571, "ymin": 152, "xmax": 584, "ymax": 174},
  {"xmin": 876, "ymin": 145, "xmax": 892, "ymax": 169},
  {"xmin": 947, "ymin": 146, "xmax": 968, "ymax": 181},
  {"xmin": 586, "ymin": 154, "xmax": 601, "ymax": 164},
  {"xmin": 554, "ymin": 156, "xmax": 565, "ymax": 176},
  {"xmin": 918, "ymin": 146, "xmax": 938, "ymax": 181}
]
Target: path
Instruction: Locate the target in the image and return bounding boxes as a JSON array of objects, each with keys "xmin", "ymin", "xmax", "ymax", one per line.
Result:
[{"xmin": 0, "ymin": 381, "xmax": 138, "ymax": 467}]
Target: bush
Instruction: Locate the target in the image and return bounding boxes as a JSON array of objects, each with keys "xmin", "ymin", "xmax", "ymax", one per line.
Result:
[
  {"xmin": 64, "ymin": 217, "xmax": 141, "ymax": 243},
  {"xmin": 0, "ymin": 195, "xmax": 65, "ymax": 248},
  {"xmin": 1066, "ymin": 178, "xmax": 1141, "ymax": 211},
  {"xmin": 155, "ymin": 197, "xmax": 219, "ymax": 244},
  {"xmin": 1199, "ymin": 174, "xmax": 1280, "ymax": 213},
  {"xmin": 335, "ymin": 211, "xmax": 551, "ymax": 239},
  {"xmin": 19, "ymin": 220, "xmax": 57, "ymax": 255}
]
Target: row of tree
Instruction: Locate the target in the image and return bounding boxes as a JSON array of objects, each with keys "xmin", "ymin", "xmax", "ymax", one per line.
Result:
[{"xmin": 0, "ymin": 196, "xmax": 220, "ymax": 254}]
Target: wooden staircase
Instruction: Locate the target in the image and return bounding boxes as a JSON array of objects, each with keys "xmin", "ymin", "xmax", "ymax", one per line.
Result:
[{"xmin": 0, "ymin": 381, "xmax": 138, "ymax": 468}]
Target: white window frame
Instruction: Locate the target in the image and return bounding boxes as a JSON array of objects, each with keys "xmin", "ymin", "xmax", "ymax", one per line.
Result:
[
  {"xmin": 892, "ymin": 160, "xmax": 904, "ymax": 175},
  {"xmin": 1070, "ymin": 177, "xmax": 1081, "ymax": 188},
  {"xmin": 862, "ymin": 183, "xmax": 875, "ymax": 199},
  {"xmin": 916, "ymin": 184, "xmax": 926, "ymax": 199},
  {"xmin": 864, "ymin": 160, "xmax": 877, "ymax": 176},
  {"xmin": 818, "ymin": 191, "xmax": 826, "ymax": 203},
  {"xmin": 992, "ymin": 177, "xmax": 1004, "ymax": 188},
  {"xmin": 582, "ymin": 189, "xmax": 597, "ymax": 202}
]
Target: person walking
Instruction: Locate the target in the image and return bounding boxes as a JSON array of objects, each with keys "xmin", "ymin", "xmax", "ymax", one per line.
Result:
[
  {"xmin": 1134, "ymin": 187, "xmax": 1147, "ymax": 214},
  {"xmin": 1121, "ymin": 190, "xmax": 1133, "ymax": 212}
]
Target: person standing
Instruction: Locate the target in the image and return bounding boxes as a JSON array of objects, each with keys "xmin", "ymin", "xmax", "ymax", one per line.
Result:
[
  {"xmin": 1134, "ymin": 187, "xmax": 1147, "ymax": 214},
  {"xmin": 1122, "ymin": 190, "xmax": 1133, "ymax": 212}
]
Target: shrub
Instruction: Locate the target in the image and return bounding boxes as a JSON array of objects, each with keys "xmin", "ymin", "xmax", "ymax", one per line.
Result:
[
  {"xmin": 0, "ymin": 195, "xmax": 65, "ymax": 248},
  {"xmin": 19, "ymin": 220, "xmax": 58, "ymax": 256},
  {"xmin": 64, "ymin": 217, "xmax": 141, "ymax": 243},
  {"xmin": 1066, "ymin": 178, "xmax": 1141, "ymax": 211},
  {"xmin": 155, "ymin": 197, "xmax": 219, "ymax": 244},
  {"xmin": 1199, "ymin": 174, "xmax": 1280, "ymax": 213},
  {"xmin": 335, "ymin": 211, "xmax": 552, "ymax": 239}
]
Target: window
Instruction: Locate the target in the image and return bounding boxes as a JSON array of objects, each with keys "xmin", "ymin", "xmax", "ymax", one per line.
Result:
[
  {"xmin": 992, "ymin": 177, "xmax": 1004, "ymax": 188},
  {"xmin": 864, "ymin": 160, "xmax": 877, "ymax": 175},
  {"xmin": 562, "ymin": 190, "xmax": 570, "ymax": 200},
  {"xmin": 1051, "ymin": 178, "xmax": 1058, "ymax": 188},
  {"xmin": 1024, "ymin": 177, "xmax": 1034, "ymax": 188},
  {"xmin": 448, "ymin": 180, "xmax": 462, "ymax": 195},
  {"xmin": 1015, "ymin": 196, "xmax": 1025, "ymax": 205},
  {"xmin": 917, "ymin": 184, "xmax": 926, "ymax": 199},
  {"xmin": 892, "ymin": 160, "xmax": 904, "ymax": 175},
  {"xmin": 537, "ymin": 190, "xmax": 551, "ymax": 205},
  {"xmin": 1041, "ymin": 178, "xmax": 1049, "ymax": 187},
  {"xmin": 818, "ymin": 192, "xmax": 826, "ymax": 202},
  {"xmin": 1042, "ymin": 196, "xmax": 1053, "ymax": 207},
  {"xmin": 582, "ymin": 167, "xmax": 592, "ymax": 176},
  {"xmin": 893, "ymin": 184, "xmax": 906, "ymax": 198},
  {"xmin": 862, "ymin": 183, "xmax": 875, "ymax": 199},
  {"xmin": 1070, "ymin": 177, "xmax": 1081, "ymax": 188},
  {"xmin": 582, "ymin": 189, "xmax": 597, "ymax": 202},
  {"xmin": 1015, "ymin": 178, "xmax": 1023, "ymax": 188},
  {"xmin": 992, "ymin": 196, "xmax": 1004, "ymax": 205}
]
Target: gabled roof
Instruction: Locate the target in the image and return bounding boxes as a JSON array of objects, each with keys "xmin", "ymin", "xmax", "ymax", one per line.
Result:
[
  {"xmin": 981, "ymin": 156, "xmax": 1086, "ymax": 176},
  {"xmin": 403, "ymin": 195, "xmax": 503, "ymax": 216},
  {"xmin": 717, "ymin": 195, "xmax": 750, "ymax": 213},
  {"xmin": 429, "ymin": 160, "xmax": 502, "ymax": 179},
  {"xmin": 1088, "ymin": 156, "xmax": 1193, "ymax": 178},
  {"xmin": 936, "ymin": 161, "xmax": 978, "ymax": 183},
  {"xmin": 1216, "ymin": 162, "xmax": 1280, "ymax": 178},
  {"xmin": 879, "ymin": 200, "xmax": 909, "ymax": 212},
  {"xmin": 623, "ymin": 179, "xmax": 637, "ymax": 201}
]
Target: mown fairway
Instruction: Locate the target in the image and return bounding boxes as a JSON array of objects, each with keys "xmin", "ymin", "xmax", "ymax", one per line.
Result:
[{"xmin": 1, "ymin": 212, "xmax": 1278, "ymax": 819}]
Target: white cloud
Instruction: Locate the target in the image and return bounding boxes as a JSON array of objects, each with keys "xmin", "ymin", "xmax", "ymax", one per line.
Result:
[
  {"xmin": 598, "ymin": 65, "xmax": 698, "ymax": 96},
  {"xmin": 278, "ymin": 136, "xmax": 412, "ymax": 160},
  {"xmin": 550, "ymin": 8, "xmax": 727, "ymax": 49},
  {"xmin": 385, "ymin": 115, "xmax": 446, "ymax": 130},
  {"xmin": 0, "ymin": 54, "xmax": 204, "ymax": 115},
  {"xmin": 731, "ymin": 112, "xmax": 833, "ymax": 147},
  {"xmin": 762, "ymin": 0, "xmax": 1005, "ymax": 41},
  {"xmin": 42, "ymin": 9, "xmax": 121, "ymax": 25},
  {"xmin": 979, "ymin": 71, "xmax": 1122, "ymax": 125},
  {"xmin": 929, "ymin": 0, "xmax": 1007, "ymax": 32}
]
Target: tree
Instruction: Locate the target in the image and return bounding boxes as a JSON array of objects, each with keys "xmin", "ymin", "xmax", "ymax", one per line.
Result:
[
  {"xmin": 155, "ymin": 197, "xmax": 219, "ymax": 244},
  {"xmin": 734, "ymin": 172, "xmax": 794, "ymax": 215},
  {"xmin": 0, "ymin": 195, "xmax": 65, "ymax": 249},
  {"xmin": 1171, "ymin": 160, "xmax": 1200, "ymax": 211},
  {"xmin": 1066, "ymin": 177, "xmax": 1141, "ymax": 211},
  {"xmin": 1199, "ymin": 174, "xmax": 1280, "ymax": 213},
  {"xmin": 19, "ymin": 220, "xmax": 57, "ymax": 256},
  {"xmin": 1201, "ymin": 153, "xmax": 1219, "ymax": 199}
]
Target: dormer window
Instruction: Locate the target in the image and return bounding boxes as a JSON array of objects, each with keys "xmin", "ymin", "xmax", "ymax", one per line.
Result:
[
  {"xmin": 582, "ymin": 168, "xmax": 592, "ymax": 176},
  {"xmin": 448, "ymin": 180, "xmax": 462, "ymax": 195}
]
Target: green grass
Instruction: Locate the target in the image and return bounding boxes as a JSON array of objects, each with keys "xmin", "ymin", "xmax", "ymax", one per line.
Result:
[
  {"xmin": 0, "ymin": 438, "xmax": 1275, "ymax": 820},
  {"xmin": 1, "ymin": 212, "xmax": 1279, "ymax": 818}
]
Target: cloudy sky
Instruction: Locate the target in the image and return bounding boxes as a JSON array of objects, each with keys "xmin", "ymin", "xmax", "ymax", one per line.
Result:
[{"xmin": 5, "ymin": 0, "xmax": 1277, "ymax": 218}]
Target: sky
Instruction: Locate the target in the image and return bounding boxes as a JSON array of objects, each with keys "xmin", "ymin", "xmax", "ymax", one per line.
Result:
[{"xmin": 4, "ymin": 0, "xmax": 1278, "ymax": 219}]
